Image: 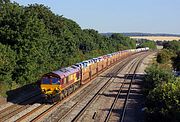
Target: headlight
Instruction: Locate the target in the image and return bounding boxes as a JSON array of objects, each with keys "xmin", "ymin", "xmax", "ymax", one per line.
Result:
[{"xmin": 41, "ymin": 88, "xmax": 46, "ymax": 93}]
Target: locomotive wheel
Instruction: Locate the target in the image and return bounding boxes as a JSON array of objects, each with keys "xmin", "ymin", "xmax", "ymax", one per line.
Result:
[
  {"xmin": 63, "ymin": 91, "xmax": 67, "ymax": 98},
  {"xmin": 60, "ymin": 93, "xmax": 64, "ymax": 100},
  {"xmin": 54, "ymin": 94, "xmax": 61, "ymax": 102},
  {"xmin": 64, "ymin": 90, "xmax": 68, "ymax": 97},
  {"xmin": 68, "ymin": 87, "xmax": 73, "ymax": 95},
  {"xmin": 67, "ymin": 89, "xmax": 71, "ymax": 95},
  {"xmin": 73, "ymin": 85, "xmax": 76, "ymax": 91}
]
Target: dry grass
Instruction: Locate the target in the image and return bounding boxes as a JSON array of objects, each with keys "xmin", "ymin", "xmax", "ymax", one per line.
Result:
[{"xmin": 130, "ymin": 36, "xmax": 180, "ymax": 41}]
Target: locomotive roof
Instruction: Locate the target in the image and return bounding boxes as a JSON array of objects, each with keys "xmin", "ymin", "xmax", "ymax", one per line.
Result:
[{"xmin": 52, "ymin": 66, "xmax": 79, "ymax": 79}]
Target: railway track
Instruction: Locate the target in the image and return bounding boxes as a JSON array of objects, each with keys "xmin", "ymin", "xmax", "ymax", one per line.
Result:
[
  {"xmin": 104, "ymin": 53, "xmax": 148, "ymax": 122},
  {"xmin": 1, "ymin": 60, "xmax": 121, "ymax": 122},
  {"xmin": 55, "ymin": 55, "xmax": 138, "ymax": 122},
  {"xmin": 70, "ymin": 53, "xmax": 148, "ymax": 122},
  {"xmin": 0, "ymin": 52, "xmax": 150, "ymax": 122},
  {"xmin": 0, "ymin": 90, "xmax": 40, "ymax": 111},
  {"xmin": 15, "ymin": 53, "xmax": 140, "ymax": 122},
  {"xmin": 39, "ymin": 52, "xmax": 149, "ymax": 122},
  {"xmin": 28, "ymin": 53, "xmax": 139, "ymax": 122},
  {"xmin": 0, "ymin": 93, "xmax": 41, "ymax": 122}
]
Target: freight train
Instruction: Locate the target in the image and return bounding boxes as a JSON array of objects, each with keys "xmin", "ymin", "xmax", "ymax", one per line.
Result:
[{"xmin": 40, "ymin": 47, "xmax": 149, "ymax": 102}]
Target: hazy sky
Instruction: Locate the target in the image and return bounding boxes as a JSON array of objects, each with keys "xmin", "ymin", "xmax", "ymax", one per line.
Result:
[{"xmin": 13, "ymin": 0, "xmax": 180, "ymax": 34}]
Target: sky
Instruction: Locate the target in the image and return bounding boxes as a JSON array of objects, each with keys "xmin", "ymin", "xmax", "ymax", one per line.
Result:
[{"xmin": 13, "ymin": 0, "xmax": 180, "ymax": 34}]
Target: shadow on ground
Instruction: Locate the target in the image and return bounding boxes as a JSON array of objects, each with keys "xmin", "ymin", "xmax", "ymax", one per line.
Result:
[
  {"xmin": 101, "ymin": 73, "xmax": 145, "ymax": 121},
  {"xmin": 5, "ymin": 81, "xmax": 43, "ymax": 105}
]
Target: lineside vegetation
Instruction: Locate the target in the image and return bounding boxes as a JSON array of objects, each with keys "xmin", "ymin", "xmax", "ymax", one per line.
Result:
[{"xmin": 144, "ymin": 40, "xmax": 180, "ymax": 122}]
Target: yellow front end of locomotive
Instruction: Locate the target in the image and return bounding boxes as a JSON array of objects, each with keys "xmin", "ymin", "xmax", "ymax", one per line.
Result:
[{"xmin": 41, "ymin": 84, "xmax": 61, "ymax": 95}]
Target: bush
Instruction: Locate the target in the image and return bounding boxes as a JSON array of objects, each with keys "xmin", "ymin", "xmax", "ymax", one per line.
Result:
[
  {"xmin": 173, "ymin": 51, "xmax": 180, "ymax": 71},
  {"xmin": 0, "ymin": 43, "xmax": 16, "ymax": 96},
  {"xmin": 146, "ymin": 80, "xmax": 180, "ymax": 122},
  {"xmin": 163, "ymin": 40, "xmax": 180, "ymax": 52},
  {"xmin": 144, "ymin": 64, "xmax": 174, "ymax": 93},
  {"xmin": 156, "ymin": 49, "xmax": 174, "ymax": 64},
  {"xmin": 144, "ymin": 63, "xmax": 180, "ymax": 122},
  {"xmin": 138, "ymin": 40, "xmax": 157, "ymax": 49}
]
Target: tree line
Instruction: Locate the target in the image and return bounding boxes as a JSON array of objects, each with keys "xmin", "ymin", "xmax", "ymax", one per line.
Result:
[
  {"xmin": 136, "ymin": 39, "xmax": 157, "ymax": 49},
  {"xmin": 0, "ymin": 1, "xmax": 138, "ymax": 96}
]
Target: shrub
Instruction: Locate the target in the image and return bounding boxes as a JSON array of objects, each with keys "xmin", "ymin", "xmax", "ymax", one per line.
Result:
[
  {"xmin": 146, "ymin": 80, "xmax": 180, "ymax": 122},
  {"xmin": 144, "ymin": 64, "xmax": 174, "ymax": 93}
]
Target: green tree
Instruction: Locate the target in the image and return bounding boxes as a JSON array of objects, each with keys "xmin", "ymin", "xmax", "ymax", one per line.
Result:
[
  {"xmin": 157, "ymin": 49, "xmax": 174, "ymax": 64},
  {"xmin": 146, "ymin": 80, "xmax": 180, "ymax": 122},
  {"xmin": 110, "ymin": 33, "xmax": 136, "ymax": 49},
  {"xmin": 173, "ymin": 51, "xmax": 180, "ymax": 71},
  {"xmin": 144, "ymin": 64, "xmax": 174, "ymax": 92},
  {"xmin": 0, "ymin": 0, "xmax": 10, "ymax": 4},
  {"xmin": 0, "ymin": 43, "xmax": 16, "ymax": 96},
  {"xmin": 163, "ymin": 40, "xmax": 180, "ymax": 52},
  {"xmin": 138, "ymin": 40, "xmax": 157, "ymax": 49}
]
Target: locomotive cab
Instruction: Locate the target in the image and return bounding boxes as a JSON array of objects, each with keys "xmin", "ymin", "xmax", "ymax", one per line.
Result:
[
  {"xmin": 40, "ymin": 74, "xmax": 62, "ymax": 102},
  {"xmin": 41, "ymin": 76, "xmax": 60, "ymax": 94},
  {"xmin": 40, "ymin": 66, "xmax": 81, "ymax": 103}
]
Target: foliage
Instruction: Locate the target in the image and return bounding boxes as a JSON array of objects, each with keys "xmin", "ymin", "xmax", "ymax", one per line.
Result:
[
  {"xmin": 163, "ymin": 41, "xmax": 180, "ymax": 70},
  {"xmin": 137, "ymin": 39, "xmax": 157, "ymax": 49},
  {"xmin": 144, "ymin": 59, "xmax": 179, "ymax": 122},
  {"xmin": 0, "ymin": 2, "xmax": 137, "ymax": 96},
  {"xmin": 163, "ymin": 40, "xmax": 180, "ymax": 52},
  {"xmin": 0, "ymin": 43, "xmax": 16, "ymax": 96},
  {"xmin": 146, "ymin": 80, "xmax": 180, "ymax": 122},
  {"xmin": 173, "ymin": 51, "xmax": 180, "ymax": 71},
  {"xmin": 156, "ymin": 49, "xmax": 175, "ymax": 64},
  {"xmin": 110, "ymin": 33, "xmax": 136, "ymax": 49},
  {"xmin": 144, "ymin": 64, "xmax": 175, "ymax": 93},
  {"xmin": 144, "ymin": 40, "xmax": 180, "ymax": 121}
]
